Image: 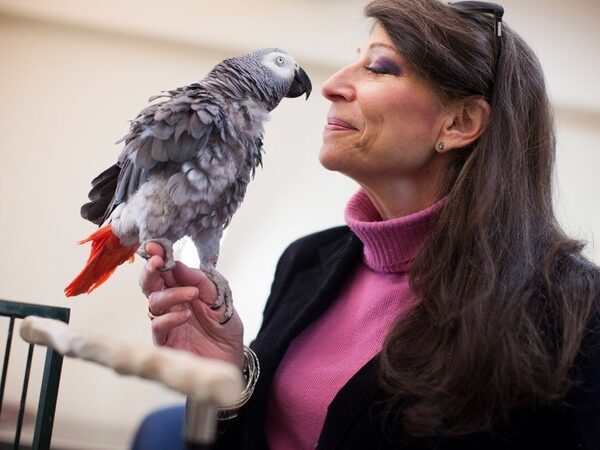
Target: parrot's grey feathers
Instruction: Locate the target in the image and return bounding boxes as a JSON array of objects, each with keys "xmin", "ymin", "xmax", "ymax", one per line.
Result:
[
  {"xmin": 81, "ymin": 164, "xmax": 121, "ymax": 225},
  {"xmin": 87, "ymin": 177, "xmax": 117, "ymax": 203},
  {"xmin": 116, "ymin": 161, "xmax": 150, "ymax": 206},
  {"xmin": 83, "ymin": 159, "xmax": 151, "ymax": 226},
  {"xmin": 173, "ymin": 133, "xmax": 196, "ymax": 162},
  {"xmin": 184, "ymin": 161, "xmax": 209, "ymax": 192},
  {"xmin": 252, "ymin": 137, "xmax": 264, "ymax": 176},
  {"xmin": 153, "ymin": 107, "xmax": 172, "ymax": 123},
  {"xmin": 76, "ymin": 48, "xmax": 312, "ymax": 324},
  {"xmin": 89, "ymin": 164, "xmax": 120, "ymax": 188},
  {"xmin": 107, "ymin": 89, "xmax": 225, "ymax": 208},
  {"xmin": 114, "ymin": 161, "xmax": 134, "ymax": 204},
  {"xmin": 147, "ymin": 92, "xmax": 171, "ymax": 103},
  {"xmin": 191, "ymin": 115, "xmax": 213, "ymax": 142},
  {"xmin": 87, "ymin": 173, "xmax": 118, "ymax": 202},
  {"xmin": 119, "ymin": 139, "xmax": 140, "ymax": 161},
  {"xmin": 197, "ymin": 109, "xmax": 215, "ymax": 126},
  {"xmin": 127, "ymin": 163, "xmax": 143, "ymax": 198},
  {"xmin": 80, "ymin": 202, "xmax": 108, "ymax": 226},
  {"xmin": 151, "ymin": 122, "xmax": 174, "ymax": 140},
  {"xmin": 82, "ymin": 47, "xmax": 310, "ymax": 253},
  {"xmin": 174, "ymin": 118, "xmax": 188, "ymax": 142},
  {"xmin": 166, "ymin": 172, "xmax": 190, "ymax": 206},
  {"xmin": 151, "ymin": 138, "xmax": 169, "ymax": 162},
  {"xmin": 135, "ymin": 138, "xmax": 157, "ymax": 170}
]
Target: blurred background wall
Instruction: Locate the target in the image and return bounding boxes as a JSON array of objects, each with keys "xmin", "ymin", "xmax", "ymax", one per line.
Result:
[{"xmin": 0, "ymin": 0, "xmax": 598, "ymax": 448}]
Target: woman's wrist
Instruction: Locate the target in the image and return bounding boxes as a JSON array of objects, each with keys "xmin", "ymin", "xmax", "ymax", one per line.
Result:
[{"xmin": 216, "ymin": 346, "xmax": 260, "ymax": 421}]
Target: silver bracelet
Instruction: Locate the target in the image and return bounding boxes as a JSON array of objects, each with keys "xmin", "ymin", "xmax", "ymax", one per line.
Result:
[{"xmin": 217, "ymin": 346, "xmax": 260, "ymax": 421}]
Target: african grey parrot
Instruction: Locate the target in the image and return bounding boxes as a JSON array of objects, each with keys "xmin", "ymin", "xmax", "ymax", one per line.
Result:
[{"xmin": 64, "ymin": 48, "xmax": 312, "ymax": 324}]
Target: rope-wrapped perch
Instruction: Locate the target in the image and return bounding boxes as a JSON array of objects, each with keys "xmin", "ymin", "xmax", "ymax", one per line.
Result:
[{"xmin": 19, "ymin": 316, "xmax": 244, "ymax": 446}]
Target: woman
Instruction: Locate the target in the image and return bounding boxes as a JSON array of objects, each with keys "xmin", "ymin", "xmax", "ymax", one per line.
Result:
[{"xmin": 137, "ymin": 0, "xmax": 600, "ymax": 448}]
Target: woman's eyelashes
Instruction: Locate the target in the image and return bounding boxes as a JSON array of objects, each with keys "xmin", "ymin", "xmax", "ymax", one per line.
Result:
[{"xmin": 365, "ymin": 57, "xmax": 402, "ymax": 75}]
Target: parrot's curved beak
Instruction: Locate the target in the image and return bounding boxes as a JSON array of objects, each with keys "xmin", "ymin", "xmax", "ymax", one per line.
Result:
[{"xmin": 286, "ymin": 66, "xmax": 312, "ymax": 100}]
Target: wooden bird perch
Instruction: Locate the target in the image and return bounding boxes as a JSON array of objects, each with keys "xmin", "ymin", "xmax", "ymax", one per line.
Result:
[{"xmin": 20, "ymin": 315, "xmax": 243, "ymax": 447}]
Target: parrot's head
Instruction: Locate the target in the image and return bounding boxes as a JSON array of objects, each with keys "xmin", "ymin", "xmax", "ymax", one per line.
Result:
[{"xmin": 219, "ymin": 48, "xmax": 312, "ymax": 111}]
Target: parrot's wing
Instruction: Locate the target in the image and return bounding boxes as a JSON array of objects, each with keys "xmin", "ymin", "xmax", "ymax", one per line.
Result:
[
  {"xmin": 118, "ymin": 86, "xmax": 224, "ymax": 170},
  {"xmin": 81, "ymin": 85, "xmax": 226, "ymax": 226},
  {"xmin": 79, "ymin": 164, "xmax": 120, "ymax": 225}
]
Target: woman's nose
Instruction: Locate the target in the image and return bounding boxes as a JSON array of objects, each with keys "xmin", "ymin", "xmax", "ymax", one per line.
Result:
[{"xmin": 321, "ymin": 65, "xmax": 355, "ymax": 102}]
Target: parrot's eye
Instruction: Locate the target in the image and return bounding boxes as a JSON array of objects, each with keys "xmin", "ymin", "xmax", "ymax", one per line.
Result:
[{"xmin": 276, "ymin": 56, "xmax": 285, "ymax": 66}]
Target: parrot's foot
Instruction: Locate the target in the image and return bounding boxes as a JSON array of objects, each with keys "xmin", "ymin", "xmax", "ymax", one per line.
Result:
[
  {"xmin": 138, "ymin": 238, "xmax": 176, "ymax": 272},
  {"xmin": 201, "ymin": 265, "xmax": 233, "ymax": 325}
]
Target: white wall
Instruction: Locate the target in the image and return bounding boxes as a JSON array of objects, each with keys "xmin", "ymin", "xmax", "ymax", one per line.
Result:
[{"xmin": 0, "ymin": 1, "xmax": 598, "ymax": 448}]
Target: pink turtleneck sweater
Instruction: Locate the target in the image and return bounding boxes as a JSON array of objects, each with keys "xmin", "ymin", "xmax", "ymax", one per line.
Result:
[{"xmin": 264, "ymin": 190, "xmax": 444, "ymax": 450}]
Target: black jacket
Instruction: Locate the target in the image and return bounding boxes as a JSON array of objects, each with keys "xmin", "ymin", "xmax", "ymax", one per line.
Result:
[{"xmin": 217, "ymin": 226, "xmax": 600, "ymax": 450}]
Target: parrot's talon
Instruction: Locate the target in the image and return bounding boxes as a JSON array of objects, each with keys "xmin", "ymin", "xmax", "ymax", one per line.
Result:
[
  {"xmin": 139, "ymin": 238, "xmax": 176, "ymax": 271},
  {"xmin": 218, "ymin": 310, "xmax": 234, "ymax": 325},
  {"xmin": 201, "ymin": 265, "xmax": 234, "ymax": 325},
  {"xmin": 137, "ymin": 247, "xmax": 151, "ymax": 260},
  {"xmin": 157, "ymin": 261, "xmax": 176, "ymax": 272},
  {"xmin": 211, "ymin": 293, "xmax": 225, "ymax": 310}
]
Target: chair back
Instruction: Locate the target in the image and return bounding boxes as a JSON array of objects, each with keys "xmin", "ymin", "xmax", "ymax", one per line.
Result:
[{"xmin": 0, "ymin": 299, "xmax": 69, "ymax": 450}]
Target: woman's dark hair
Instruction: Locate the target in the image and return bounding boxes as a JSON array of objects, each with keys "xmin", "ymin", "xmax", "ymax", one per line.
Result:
[{"xmin": 366, "ymin": 0, "xmax": 600, "ymax": 437}]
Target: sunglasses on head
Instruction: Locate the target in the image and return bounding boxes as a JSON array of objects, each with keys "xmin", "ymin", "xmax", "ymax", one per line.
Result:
[
  {"xmin": 449, "ymin": 1, "xmax": 504, "ymax": 38},
  {"xmin": 449, "ymin": 1, "xmax": 505, "ymax": 97}
]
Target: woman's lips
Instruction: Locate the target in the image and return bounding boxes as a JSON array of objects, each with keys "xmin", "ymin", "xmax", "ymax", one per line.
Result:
[{"xmin": 325, "ymin": 117, "xmax": 358, "ymax": 131}]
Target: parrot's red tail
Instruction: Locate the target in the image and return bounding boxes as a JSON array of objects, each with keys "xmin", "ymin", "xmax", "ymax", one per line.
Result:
[{"xmin": 64, "ymin": 224, "xmax": 138, "ymax": 297}]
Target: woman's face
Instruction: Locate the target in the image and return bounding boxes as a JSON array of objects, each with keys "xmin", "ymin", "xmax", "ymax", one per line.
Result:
[{"xmin": 320, "ymin": 25, "xmax": 451, "ymax": 198}]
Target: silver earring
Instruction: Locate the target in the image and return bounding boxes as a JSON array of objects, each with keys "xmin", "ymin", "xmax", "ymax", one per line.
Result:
[{"xmin": 436, "ymin": 142, "xmax": 445, "ymax": 151}]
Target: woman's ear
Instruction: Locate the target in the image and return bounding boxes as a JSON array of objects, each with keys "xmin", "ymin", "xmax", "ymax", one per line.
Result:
[{"xmin": 436, "ymin": 97, "xmax": 491, "ymax": 153}]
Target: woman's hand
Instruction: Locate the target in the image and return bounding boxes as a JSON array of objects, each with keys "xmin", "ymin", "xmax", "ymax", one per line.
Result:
[{"xmin": 139, "ymin": 242, "xmax": 244, "ymax": 370}]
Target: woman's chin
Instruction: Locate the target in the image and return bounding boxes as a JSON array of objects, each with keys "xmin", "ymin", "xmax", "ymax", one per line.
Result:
[{"xmin": 318, "ymin": 146, "xmax": 342, "ymax": 171}]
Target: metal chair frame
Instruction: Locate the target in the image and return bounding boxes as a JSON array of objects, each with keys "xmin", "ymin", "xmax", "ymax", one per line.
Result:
[{"xmin": 0, "ymin": 299, "xmax": 70, "ymax": 450}]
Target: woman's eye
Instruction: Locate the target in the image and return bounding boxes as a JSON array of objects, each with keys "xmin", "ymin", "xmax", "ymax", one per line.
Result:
[
  {"xmin": 365, "ymin": 66, "xmax": 391, "ymax": 75},
  {"xmin": 364, "ymin": 58, "xmax": 401, "ymax": 76}
]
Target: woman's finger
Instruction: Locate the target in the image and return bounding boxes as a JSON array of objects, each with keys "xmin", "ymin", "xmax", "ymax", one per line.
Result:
[
  {"xmin": 151, "ymin": 310, "xmax": 191, "ymax": 346},
  {"xmin": 148, "ymin": 254, "xmax": 179, "ymax": 288},
  {"xmin": 144, "ymin": 242, "xmax": 165, "ymax": 259},
  {"xmin": 190, "ymin": 299, "xmax": 220, "ymax": 327},
  {"xmin": 148, "ymin": 286, "xmax": 199, "ymax": 315},
  {"xmin": 138, "ymin": 241, "xmax": 181, "ymax": 289},
  {"xmin": 171, "ymin": 263, "xmax": 218, "ymax": 306},
  {"xmin": 139, "ymin": 253, "xmax": 180, "ymax": 295},
  {"xmin": 139, "ymin": 255, "xmax": 165, "ymax": 296}
]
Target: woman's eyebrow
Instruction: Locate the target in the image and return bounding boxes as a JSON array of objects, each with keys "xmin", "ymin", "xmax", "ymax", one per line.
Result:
[
  {"xmin": 356, "ymin": 42, "xmax": 397, "ymax": 55},
  {"xmin": 369, "ymin": 42, "xmax": 396, "ymax": 51}
]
